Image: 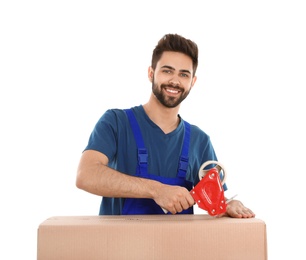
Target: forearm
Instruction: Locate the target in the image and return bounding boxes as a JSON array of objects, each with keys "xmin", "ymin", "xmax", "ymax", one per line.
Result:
[
  {"xmin": 91, "ymin": 165, "xmax": 162, "ymax": 198},
  {"xmin": 76, "ymin": 151, "xmax": 161, "ymax": 199}
]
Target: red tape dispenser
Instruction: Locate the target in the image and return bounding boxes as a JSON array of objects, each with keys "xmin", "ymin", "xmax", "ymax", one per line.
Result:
[{"xmin": 190, "ymin": 160, "xmax": 227, "ymax": 216}]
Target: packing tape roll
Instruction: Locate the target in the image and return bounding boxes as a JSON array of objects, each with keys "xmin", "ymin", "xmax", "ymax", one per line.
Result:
[{"xmin": 198, "ymin": 160, "xmax": 227, "ymax": 185}]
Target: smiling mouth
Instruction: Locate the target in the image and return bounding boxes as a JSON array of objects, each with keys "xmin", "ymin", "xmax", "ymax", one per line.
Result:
[{"xmin": 165, "ymin": 87, "xmax": 180, "ymax": 94}]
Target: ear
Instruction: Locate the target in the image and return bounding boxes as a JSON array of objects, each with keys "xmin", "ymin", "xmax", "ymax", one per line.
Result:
[
  {"xmin": 148, "ymin": 66, "xmax": 154, "ymax": 82},
  {"xmin": 190, "ymin": 75, "xmax": 197, "ymax": 89}
]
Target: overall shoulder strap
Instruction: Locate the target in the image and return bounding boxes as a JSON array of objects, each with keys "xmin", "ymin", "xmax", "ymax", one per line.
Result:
[
  {"xmin": 177, "ymin": 121, "xmax": 191, "ymax": 178},
  {"xmin": 124, "ymin": 109, "xmax": 148, "ymax": 175}
]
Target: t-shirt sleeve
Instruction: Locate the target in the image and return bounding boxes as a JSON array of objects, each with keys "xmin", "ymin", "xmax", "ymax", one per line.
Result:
[
  {"xmin": 192, "ymin": 126, "xmax": 228, "ymax": 191},
  {"xmin": 84, "ymin": 109, "xmax": 119, "ymax": 161}
]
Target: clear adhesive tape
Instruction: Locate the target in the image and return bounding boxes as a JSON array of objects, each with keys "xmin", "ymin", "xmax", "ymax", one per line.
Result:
[{"xmin": 198, "ymin": 160, "xmax": 227, "ymax": 185}]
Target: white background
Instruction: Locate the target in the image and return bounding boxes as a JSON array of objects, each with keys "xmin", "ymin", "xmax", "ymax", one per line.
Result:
[{"xmin": 1, "ymin": 1, "xmax": 305, "ymax": 259}]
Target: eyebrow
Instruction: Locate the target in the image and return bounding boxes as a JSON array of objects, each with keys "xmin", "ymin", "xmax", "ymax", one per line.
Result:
[{"xmin": 161, "ymin": 65, "xmax": 191, "ymax": 75}]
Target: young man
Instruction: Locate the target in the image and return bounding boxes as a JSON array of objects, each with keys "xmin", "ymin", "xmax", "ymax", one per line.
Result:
[{"xmin": 76, "ymin": 34, "xmax": 255, "ymax": 218}]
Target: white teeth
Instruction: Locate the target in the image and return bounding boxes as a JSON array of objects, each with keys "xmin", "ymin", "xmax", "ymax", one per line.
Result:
[{"xmin": 166, "ymin": 89, "xmax": 178, "ymax": 93}]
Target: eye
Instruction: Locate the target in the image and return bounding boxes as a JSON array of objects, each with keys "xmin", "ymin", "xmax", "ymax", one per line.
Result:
[
  {"xmin": 180, "ymin": 73, "xmax": 190, "ymax": 78},
  {"xmin": 163, "ymin": 69, "xmax": 172, "ymax": 74}
]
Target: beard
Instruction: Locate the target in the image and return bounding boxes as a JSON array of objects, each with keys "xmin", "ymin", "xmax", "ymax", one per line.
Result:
[{"xmin": 152, "ymin": 81, "xmax": 191, "ymax": 108}]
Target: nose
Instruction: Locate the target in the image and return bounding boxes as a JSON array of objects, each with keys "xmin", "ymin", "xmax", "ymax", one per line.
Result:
[{"xmin": 168, "ymin": 76, "xmax": 180, "ymax": 86}]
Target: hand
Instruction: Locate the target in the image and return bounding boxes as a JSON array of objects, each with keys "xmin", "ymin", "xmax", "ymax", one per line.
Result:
[
  {"xmin": 220, "ymin": 200, "xmax": 255, "ymax": 218},
  {"xmin": 153, "ymin": 184, "xmax": 195, "ymax": 214}
]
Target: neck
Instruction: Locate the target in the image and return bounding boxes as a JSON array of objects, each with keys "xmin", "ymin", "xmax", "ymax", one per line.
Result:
[{"xmin": 143, "ymin": 93, "xmax": 181, "ymax": 134}]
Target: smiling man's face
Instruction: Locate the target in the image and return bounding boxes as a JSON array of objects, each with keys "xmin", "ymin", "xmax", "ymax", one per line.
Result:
[{"xmin": 149, "ymin": 51, "xmax": 197, "ymax": 108}]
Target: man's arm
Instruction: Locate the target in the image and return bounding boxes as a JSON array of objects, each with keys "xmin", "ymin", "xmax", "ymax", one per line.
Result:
[{"xmin": 76, "ymin": 150, "xmax": 194, "ymax": 214}]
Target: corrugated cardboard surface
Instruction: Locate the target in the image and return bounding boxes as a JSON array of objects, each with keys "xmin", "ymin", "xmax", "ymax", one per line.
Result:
[{"xmin": 37, "ymin": 214, "xmax": 267, "ymax": 260}]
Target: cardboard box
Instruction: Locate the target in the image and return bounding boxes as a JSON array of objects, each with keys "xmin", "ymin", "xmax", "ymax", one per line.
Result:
[{"xmin": 37, "ymin": 214, "xmax": 267, "ymax": 260}]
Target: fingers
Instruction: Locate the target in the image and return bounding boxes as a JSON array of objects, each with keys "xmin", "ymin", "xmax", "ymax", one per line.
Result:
[
  {"xmin": 237, "ymin": 206, "xmax": 255, "ymax": 218},
  {"xmin": 160, "ymin": 187, "xmax": 195, "ymax": 214},
  {"xmin": 167, "ymin": 197, "xmax": 194, "ymax": 214},
  {"xmin": 241, "ymin": 208, "xmax": 256, "ymax": 218},
  {"xmin": 226, "ymin": 200, "xmax": 255, "ymax": 218}
]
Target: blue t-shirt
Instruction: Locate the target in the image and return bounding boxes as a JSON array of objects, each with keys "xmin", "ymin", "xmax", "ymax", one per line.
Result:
[{"xmin": 84, "ymin": 105, "xmax": 225, "ymax": 215}]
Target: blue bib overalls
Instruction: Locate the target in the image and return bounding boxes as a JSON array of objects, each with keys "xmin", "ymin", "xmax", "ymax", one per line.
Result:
[{"xmin": 122, "ymin": 109, "xmax": 194, "ymax": 214}]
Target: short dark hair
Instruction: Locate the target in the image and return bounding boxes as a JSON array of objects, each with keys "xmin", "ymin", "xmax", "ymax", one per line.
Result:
[{"xmin": 151, "ymin": 34, "xmax": 198, "ymax": 76}]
